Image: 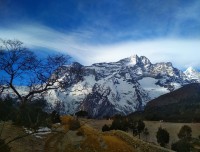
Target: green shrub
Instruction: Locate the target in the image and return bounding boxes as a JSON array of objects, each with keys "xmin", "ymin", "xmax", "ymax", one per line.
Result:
[
  {"xmin": 0, "ymin": 96, "xmax": 17, "ymax": 121},
  {"xmin": 110, "ymin": 117, "xmax": 128, "ymax": 131},
  {"xmin": 178, "ymin": 125, "xmax": 192, "ymax": 140},
  {"xmin": 50, "ymin": 110, "xmax": 61, "ymax": 124},
  {"xmin": 75, "ymin": 110, "xmax": 88, "ymax": 118},
  {"xmin": 69, "ymin": 119, "xmax": 81, "ymax": 131},
  {"xmin": 156, "ymin": 127, "xmax": 170, "ymax": 147},
  {"xmin": 102, "ymin": 124, "xmax": 110, "ymax": 132},
  {"xmin": 13, "ymin": 99, "xmax": 49, "ymax": 129},
  {"xmin": 171, "ymin": 140, "xmax": 192, "ymax": 152},
  {"xmin": 76, "ymin": 129, "xmax": 84, "ymax": 136}
]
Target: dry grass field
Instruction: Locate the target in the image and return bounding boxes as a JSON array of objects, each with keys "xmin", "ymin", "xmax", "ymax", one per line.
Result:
[
  {"xmin": 142, "ymin": 121, "xmax": 200, "ymax": 146},
  {"xmin": 1, "ymin": 118, "xmax": 199, "ymax": 151},
  {"xmin": 44, "ymin": 116, "xmax": 172, "ymax": 152},
  {"xmin": 84, "ymin": 119, "xmax": 200, "ymax": 147}
]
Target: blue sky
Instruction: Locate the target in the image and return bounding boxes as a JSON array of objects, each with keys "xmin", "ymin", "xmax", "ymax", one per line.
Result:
[{"xmin": 0, "ymin": 0, "xmax": 200, "ymax": 69}]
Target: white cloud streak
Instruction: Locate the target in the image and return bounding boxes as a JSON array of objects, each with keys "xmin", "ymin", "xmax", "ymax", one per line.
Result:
[{"xmin": 0, "ymin": 24, "xmax": 200, "ymax": 69}]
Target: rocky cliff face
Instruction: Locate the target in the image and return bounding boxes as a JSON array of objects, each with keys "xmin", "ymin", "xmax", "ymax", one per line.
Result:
[{"xmin": 43, "ymin": 55, "xmax": 199, "ymax": 118}]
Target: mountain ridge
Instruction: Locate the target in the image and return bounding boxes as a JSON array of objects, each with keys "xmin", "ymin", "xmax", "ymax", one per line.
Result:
[
  {"xmin": 43, "ymin": 55, "xmax": 200, "ymax": 118},
  {"xmin": 2, "ymin": 55, "xmax": 200, "ymax": 118}
]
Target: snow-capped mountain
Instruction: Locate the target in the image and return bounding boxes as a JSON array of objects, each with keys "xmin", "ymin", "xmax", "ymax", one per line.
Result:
[
  {"xmin": 44, "ymin": 55, "xmax": 199, "ymax": 118},
  {"xmin": 184, "ymin": 67, "xmax": 200, "ymax": 82}
]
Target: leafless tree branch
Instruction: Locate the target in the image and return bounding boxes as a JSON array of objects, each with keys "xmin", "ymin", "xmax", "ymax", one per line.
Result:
[{"xmin": 0, "ymin": 39, "xmax": 70, "ymax": 103}]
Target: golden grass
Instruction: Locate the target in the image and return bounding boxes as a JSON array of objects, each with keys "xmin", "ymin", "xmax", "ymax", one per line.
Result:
[
  {"xmin": 44, "ymin": 116, "xmax": 173, "ymax": 152},
  {"xmin": 60, "ymin": 115, "xmax": 73, "ymax": 125},
  {"xmin": 102, "ymin": 135, "xmax": 135, "ymax": 152}
]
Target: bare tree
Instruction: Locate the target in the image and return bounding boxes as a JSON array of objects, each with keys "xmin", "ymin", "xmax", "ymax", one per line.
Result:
[{"xmin": 0, "ymin": 39, "xmax": 69, "ymax": 105}]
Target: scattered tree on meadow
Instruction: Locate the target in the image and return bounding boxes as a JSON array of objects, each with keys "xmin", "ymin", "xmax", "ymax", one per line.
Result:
[
  {"xmin": 171, "ymin": 125, "xmax": 193, "ymax": 152},
  {"xmin": 143, "ymin": 127, "xmax": 149, "ymax": 141},
  {"xmin": 102, "ymin": 124, "xmax": 110, "ymax": 132},
  {"xmin": 156, "ymin": 127, "xmax": 170, "ymax": 147},
  {"xmin": 128, "ymin": 119, "xmax": 145, "ymax": 139},
  {"xmin": 178, "ymin": 125, "xmax": 192, "ymax": 140},
  {"xmin": 110, "ymin": 116, "xmax": 128, "ymax": 131},
  {"xmin": 0, "ymin": 39, "xmax": 69, "ymax": 104},
  {"xmin": 136, "ymin": 120, "xmax": 145, "ymax": 139},
  {"xmin": 171, "ymin": 140, "xmax": 192, "ymax": 152}
]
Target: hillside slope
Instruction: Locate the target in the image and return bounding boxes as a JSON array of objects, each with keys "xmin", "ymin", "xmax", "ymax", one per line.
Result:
[
  {"xmin": 146, "ymin": 83, "xmax": 200, "ymax": 108},
  {"xmin": 143, "ymin": 83, "xmax": 200, "ymax": 122}
]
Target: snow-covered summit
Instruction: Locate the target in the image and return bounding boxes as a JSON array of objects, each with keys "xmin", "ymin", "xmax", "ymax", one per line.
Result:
[
  {"xmin": 184, "ymin": 67, "xmax": 200, "ymax": 82},
  {"xmin": 129, "ymin": 54, "xmax": 140, "ymax": 65},
  {"xmin": 42, "ymin": 55, "xmax": 198, "ymax": 118},
  {"xmin": 118, "ymin": 55, "xmax": 151, "ymax": 67}
]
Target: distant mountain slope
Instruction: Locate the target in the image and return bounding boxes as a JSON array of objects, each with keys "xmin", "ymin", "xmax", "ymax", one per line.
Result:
[
  {"xmin": 143, "ymin": 83, "xmax": 200, "ymax": 122},
  {"xmin": 146, "ymin": 83, "xmax": 200, "ymax": 108}
]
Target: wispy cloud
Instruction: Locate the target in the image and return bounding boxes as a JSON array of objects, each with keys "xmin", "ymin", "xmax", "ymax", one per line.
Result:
[{"xmin": 0, "ymin": 23, "xmax": 200, "ymax": 70}]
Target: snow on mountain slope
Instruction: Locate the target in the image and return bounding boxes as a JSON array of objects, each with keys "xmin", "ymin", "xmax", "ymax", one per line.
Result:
[
  {"xmin": 2, "ymin": 55, "xmax": 198, "ymax": 118},
  {"xmin": 184, "ymin": 67, "xmax": 200, "ymax": 82},
  {"xmin": 138, "ymin": 77, "xmax": 169, "ymax": 99},
  {"xmin": 42, "ymin": 55, "xmax": 197, "ymax": 118}
]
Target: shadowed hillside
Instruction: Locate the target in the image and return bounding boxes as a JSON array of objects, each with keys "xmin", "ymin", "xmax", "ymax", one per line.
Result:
[{"xmin": 143, "ymin": 83, "xmax": 200, "ymax": 122}]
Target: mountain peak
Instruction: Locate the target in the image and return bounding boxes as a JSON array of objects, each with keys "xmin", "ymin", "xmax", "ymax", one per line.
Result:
[
  {"xmin": 129, "ymin": 54, "xmax": 139, "ymax": 65},
  {"xmin": 140, "ymin": 56, "xmax": 151, "ymax": 65},
  {"xmin": 185, "ymin": 66, "xmax": 196, "ymax": 73},
  {"xmin": 184, "ymin": 66, "xmax": 200, "ymax": 82}
]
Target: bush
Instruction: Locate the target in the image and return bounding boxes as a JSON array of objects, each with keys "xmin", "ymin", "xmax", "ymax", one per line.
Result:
[
  {"xmin": 171, "ymin": 140, "xmax": 192, "ymax": 152},
  {"xmin": 13, "ymin": 99, "xmax": 49, "ymax": 129},
  {"xmin": 156, "ymin": 127, "xmax": 170, "ymax": 147},
  {"xmin": 76, "ymin": 129, "xmax": 84, "ymax": 136},
  {"xmin": 110, "ymin": 117, "xmax": 128, "ymax": 131},
  {"xmin": 102, "ymin": 124, "xmax": 110, "ymax": 132},
  {"xmin": 178, "ymin": 125, "xmax": 192, "ymax": 140},
  {"xmin": 69, "ymin": 119, "xmax": 81, "ymax": 131},
  {"xmin": 75, "ymin": 111, "xmax": 88, "ymax": 118},
  {"xmin": 50, "ymin": 110, "xmax": 61, "ymax": 124},
  {"xmin": 0, "ymin": 138, "xmax": 10, "ymax": 152},
  {"xmin": 0, "ymin": 96, "xmax": 17, "ymax": 121}
]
